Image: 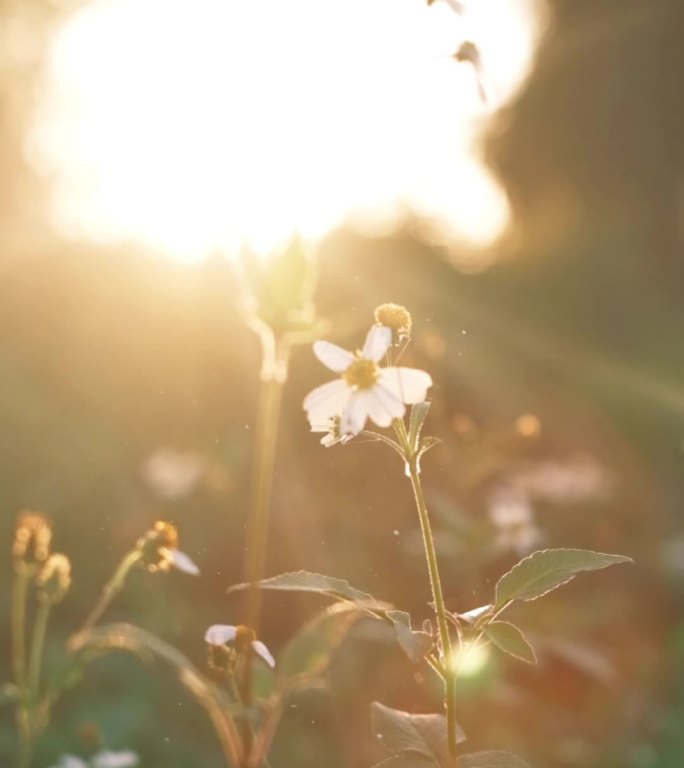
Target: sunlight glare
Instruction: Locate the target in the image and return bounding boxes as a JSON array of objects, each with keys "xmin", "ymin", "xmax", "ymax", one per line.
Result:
[
  {"xmin": 451, "ymin": 641, "xmax": 491, "ymax": 678},
  {"xmin": 34, "ymin": 0, "xmax": 541, "ymax": 264}
]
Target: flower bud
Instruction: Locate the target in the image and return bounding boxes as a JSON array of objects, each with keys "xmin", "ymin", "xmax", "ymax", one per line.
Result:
[
  {"xmin": 36, "ymin": 553, "xmax": 72, "ymax": 604},
  {"xmin": 13, "ymin": 511, "xmax": 52, "ymax": 567},
  {"xmin": 135, "ymin": 520, "xmax": 179, "ymax": 573},
  {"xmin": 374, "ymin": 303, "xmax": 412, "ymax": 343}
]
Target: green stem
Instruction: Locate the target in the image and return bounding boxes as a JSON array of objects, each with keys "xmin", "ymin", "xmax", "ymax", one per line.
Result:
[
  {"xmin": 75, "ymin": 549, "xmax": 142, "ymax": 638},
  {"xmin": 12, "ymin": 567, "xmax": 29, "ymax": 691},
  {"xmin": 28, "ymin": 598, "xmax": 51, "ymax": 704},
  {"xmin": 12, "ymin": 566, "xmax": 32, "ymax": 768},
  {"xmin": 241, "ymin": 334, "xmax": 289, "ymax": 766},
  {"xmin": 402, "ymin": 428, "xmax": 458, "ymax": 761}
]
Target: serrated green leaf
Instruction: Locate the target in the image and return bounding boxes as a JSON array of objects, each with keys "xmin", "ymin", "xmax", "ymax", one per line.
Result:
[
  {"xmin": 456, "ymin": 750, "xmax": 531, "ymax": 768},
  {"xmin": 372, "ymin": 702, "xmax": 465, "ymax": 766},
  {"xmin": 495, "ymin": 548, "xmax": 633, "ymax": 608},
  {"xmin": 279, "ymin": 602, "xmax": 364, "ymax": 687},
  {"xmin": 373, "ymin": 753, "xmax": 438, "ymax": 768},
  {"xmin": 227, "ymin": 570, "xmax": 376, "ymax": 604},
  {"xmin": 484, "ymin": 622, "xmax": 536, "ymax": 664},
  {"xmin": 386, "ymin": 610, "xmax": 434, "ymax": 663}
]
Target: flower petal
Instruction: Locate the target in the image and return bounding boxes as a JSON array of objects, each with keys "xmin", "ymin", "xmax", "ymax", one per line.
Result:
[
  {"xmin": 364, "ymin": 385, "xmax": 406, "ymax": 428},
  {"xmin": 340, "ymin": 391, "xmax": 369, "ymax": 435},
  {"xmin": 251, "ymin": 640, "xmax": 276, "ymax": 668},
  {"xmin": 379, "ymin": 367, "xmax": 432, "ymax": 404},
  {"xmin": 168, "ymin": 548, "xmax": 200, "ymax": 576},
  {"xmin": 313, "ymin": 341, "xmax": 354, "ymax": 372},
  {"xmin": 205, "ymin": 624, "xmax": 237, "ymax": 645},
  {"xmin": 362, "ymin": 325, "xmax": 392, "ymax": 362},
  {"xmin": 303, "ymin": 379, "xmax": 350, "ymax": 421}
]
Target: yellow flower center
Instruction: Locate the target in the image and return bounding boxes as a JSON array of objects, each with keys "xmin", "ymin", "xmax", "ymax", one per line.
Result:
[{"xmin": 343, "ymin": 358, "xmax": 380, "ymax": 389}]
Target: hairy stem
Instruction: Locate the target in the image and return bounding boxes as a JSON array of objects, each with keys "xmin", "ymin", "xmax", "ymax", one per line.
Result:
[{"xmin": 400, "ymin": 425, "xmax": 458, "ymax": 761}]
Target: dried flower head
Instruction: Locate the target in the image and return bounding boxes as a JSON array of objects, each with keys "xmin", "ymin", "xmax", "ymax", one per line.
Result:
[
  {"xmin": 37, "ymin": 553, "xmax": 72, "ymax": 604},
  {"xmin": 374, "ymin": 303, "xmax": 412, "ymax": 343},
  {"xmin": 13, "ymin": 511, "xmax": 52, "ymax": 566},
  {"xmin": 136, "ymin": 521, "xmax": 199, "ymax": 575}
]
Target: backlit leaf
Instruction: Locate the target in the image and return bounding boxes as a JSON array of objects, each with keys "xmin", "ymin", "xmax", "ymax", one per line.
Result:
[
  {"xmin": 227, "ymin": 570, "xmax": 376, "ymax": 605},
  {"xmin": 372, "ymin": 701, "xmax": 465, "ymax": 766},
  {"xmin": 495, "ymin": 548, "xmax": 633, "ymax": 608},
  {"xmin": 386, "ymin": 610, "xmax": 434, "ymax": 663},
  {"xmin": 484, "ymin": 622, "xmax": 536, "ymax": 665}
]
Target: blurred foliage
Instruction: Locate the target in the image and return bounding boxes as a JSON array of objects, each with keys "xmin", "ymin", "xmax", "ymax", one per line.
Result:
[{"xmin": 1, "ymin": 0, "xmax": 684, "ymax": 767}]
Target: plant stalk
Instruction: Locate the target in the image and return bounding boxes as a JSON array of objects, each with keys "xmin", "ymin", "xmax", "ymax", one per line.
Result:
[
  {"xmin": 75, "ymin": 549, "xmax": 142, "ymax": 639},
  {"xmin": 241, "ymin": 332, "xmax": 289, "ymax": 765},
  {"xmin": 405, "ymin": 450, "xmax": 458, "ymax": 761}
]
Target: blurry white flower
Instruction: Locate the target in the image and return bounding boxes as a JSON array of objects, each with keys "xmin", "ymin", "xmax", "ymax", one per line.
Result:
[
  {"xmin": 205, "ymin": 624, "xmax": 275, "ymax": 668},
  {"xmin": 514, "ymin": 456, "xmax": 610, "ymax": 504},
  {"xmin": 143, "ymin": 449, "xmax": 203, "ymax": 499},
  {"xmin": 309, "ymin": 415, "xmax": 354, "ymax": 447},
  {"xmin": 303, "ymin": 325, "xmax": 432, "ymax": 436},
  {"xmin": 48, "ymin": 757, "xmax": 87, "ymax": 768},
  {"xmin": 488, "ymin": 490, "xmax": 541, "ymax": 555},
  {"xmin": 91, "ymin": 751, "xmax": 139, "ymax": 768},
  {"xmin": 48, "ymin": 752, "xmax": 139, "ymax": 768}
]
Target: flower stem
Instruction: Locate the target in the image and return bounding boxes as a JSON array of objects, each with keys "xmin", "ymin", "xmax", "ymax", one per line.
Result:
[
  {"xmin": 28, "ymin": 598, "xmax": 51, "ymax": 703},
  {"xmin": 12, "ymin": 567, "xmax": 29, "ymax": 691},
  {"xmin": 12, "ymin": 566, "xmax": 33, "ymax": 768},
  {"xmin": 242, "ymin": 334, "xmax": 289, "ymax": 765},
  {"xmin": 400, "ymin": 427, "xmax": 458, "ymax": 761},
  {"xmin": 75, "ymin": 549, "xmax": 142, "ymax": 639}
]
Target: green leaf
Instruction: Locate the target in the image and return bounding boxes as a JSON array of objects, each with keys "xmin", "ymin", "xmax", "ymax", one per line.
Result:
[
  {"xmin": 456, "ymin": 750, "xmax": 531, "ymax": 768},
  {"xmin": 409, "ymin": 402, "xmax": 432, "ymax": 450},
  {"xmin": 494, "ymin": 548, "xmax": 633, "ymax": 608},
  {"xmin": 373, "ymin": 753, "xmax": 438, "ymax": 768},
  {"xmin": 279, "ymin": 602, "xmax": 364, "ymax": 687},
  {"xmin": 385, "ymin": 610, "xmax": 434, "ymax": 664},
  {"xmin": 227, "ymin": 570, "xmax": 376, "ymax": 605},
  {"xmin": 372, "ymin": 702, "xmax": 465, "ymax": 766},
  {"xmin": 484, "ymin": 622, "xmax": 536, "ymax": 664}
]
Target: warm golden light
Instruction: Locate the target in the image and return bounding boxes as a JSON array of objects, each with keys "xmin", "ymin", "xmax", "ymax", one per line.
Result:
[{"xmin": 34, "ymin": 0, "xmax": 541, "ymax": 263}]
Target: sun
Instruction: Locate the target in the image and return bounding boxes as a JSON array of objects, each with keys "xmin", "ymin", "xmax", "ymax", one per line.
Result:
[{"xmin": 34, "ymin": 0, "xmax": 541, "ymax": 264}]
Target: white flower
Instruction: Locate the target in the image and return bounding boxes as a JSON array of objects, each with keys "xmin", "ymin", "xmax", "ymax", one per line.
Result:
[
  {"xmin": 47, "ymin": 752, "xmax": 139, "ymax": 768},
  {"xmin": 488, "ymin": 490, "xmax": 542, "ymax": 556},
  {"xmin": 143, "ymin": 448, "xmax": 203, "ymax": 499},
  {"xmin": 48, "ymin": 757, "xmax": 88, "ymax": 768},
  {"xmin": 91, "ymin": 751, "xmax": 139, "ymax": 768},
  {"xmin": 205, "ymin": 624, "xmax": 275, "ymax": 668},
  {"xmin": 303, "ymin": 325, "xmax": 432, "ymax": 436}
]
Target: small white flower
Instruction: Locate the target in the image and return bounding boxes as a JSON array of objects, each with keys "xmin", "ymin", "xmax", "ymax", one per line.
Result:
[
  {"xmin": 303, "ymin": 325, "xmax": 432, "ymax": 436},
  {"xmin": 488, "ymin": 490, "xmax": 542, "ymax": 556},
  {"xmin": 205, "ymin": 624, "xmax": 275, "ymax": 668},
  {"xmin": 48, "ymin": 757, "xmax": 88, "ymax": 768},
  {"xmin": 143, "ymin": 449, "xmax": 203, "ymax": 499},
  {"xmin": 91, "ymin": 750, "xmax": 139, "ymax": 768}
]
